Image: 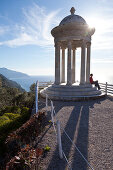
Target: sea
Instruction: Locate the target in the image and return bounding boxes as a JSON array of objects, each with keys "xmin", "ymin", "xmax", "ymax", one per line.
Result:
[
  {"xmin": 10, "ymin": 75, "xmax": 54, "ymax": 91},
  {"xmin": 10, "ymin": 75, "xmax": 113, "ymax": 92}
]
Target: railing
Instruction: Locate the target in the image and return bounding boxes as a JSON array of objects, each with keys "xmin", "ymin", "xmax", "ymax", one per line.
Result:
[
  {"xmin": 38, "ymin": 81, "xmax": 53, "ymax": 89},
  {"xmin": 35, "ymin": 81, "xmax": 39, "ymax": 114},
  {"xmin": 33, "ymin": 81, "xmax": 53, "ymax": 116},
  {"xmin": 99, "ymin": 82, "xmax": 113, "ymax": 96},
  {"xmin": 38, "ymin": 81, "xmax": 113, "ymax": 95},
  {"xmin": 35, "ymin": 81, "xmax": 95, "ymax": 169},
  {"xmin": 33, "ymin": 81, "xmax": 113, "ymax": 169},
  {"xmin": 34, "ymin": 81, "xmax": 113, "ymax": 114},
  {"xmin": 42, "ymin": 96, "xmax": 94, "ymax": 169}
]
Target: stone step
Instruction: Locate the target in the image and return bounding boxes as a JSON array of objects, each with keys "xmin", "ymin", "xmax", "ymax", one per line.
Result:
[
  {"xmin": 44, "ymin": 89, "xmax": 101, "ymax": 96},
  {"xmin": 40, "ymin": 91, "xmax": 105, "ymax": 101},
  {"xmin": 47, "ymin": 86, "xmax": 97, "ymax": 92},
  {"xmin": 40, "ymin": 85, "xmax": 103, "ymax": 101},
  {"xmin": 41, "ymin": 87, "xmax": 101, "ymax": 96}
]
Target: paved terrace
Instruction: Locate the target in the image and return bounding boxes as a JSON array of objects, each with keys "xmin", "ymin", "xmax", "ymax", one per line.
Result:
[{"xmin": 38, "ymin": 96, "xmax": 113, "ymax": 170}]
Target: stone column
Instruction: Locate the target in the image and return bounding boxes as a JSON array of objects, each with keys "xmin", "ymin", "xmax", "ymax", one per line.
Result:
[
  {"xmin": 61, "ymin": 48, "xmax": 65, "ymax": 83},
  {"xmin": 86, "ymin": 42, "xmax": 91, "ymax": 84},
  {"xmin": 67, "ymin": 41, "xmax": 72, "ymax": 85},
  {"xmin": 72, "ymin": 48, "xmax": 76, "ymax": 84},
  {"xmin": 55, "ymin": 42, "xmax": 60, "ymax": 85},
  {"xmin": 80, "ymin": 41, "xmax": 86, "ymax": 85}
]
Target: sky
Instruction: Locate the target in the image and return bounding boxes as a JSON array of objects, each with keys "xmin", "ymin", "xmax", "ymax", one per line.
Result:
[{"xmin": 0, "ymin": 0, "xmax": 113, "ymax": 83}]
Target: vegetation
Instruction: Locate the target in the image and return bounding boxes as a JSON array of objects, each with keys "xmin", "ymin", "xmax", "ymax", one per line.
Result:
[
  {"xmin": 0, "ymin": 74, "xmax": 35, "ymax": 110},
  {"xmin": 0, "ymin": 74, "xmax": 36, "ymax": 158},
  {"xmin": 0, "ymin": 75, "xmax": 48, "ymax": 169},
  {"xmin": 0, "ymin": 74, "xmax": 24, "ymax": 91},
  {"xmin": 0, "ymin": 106, "xmax": 31, "ymax": 156},
  {"xmin": 0, "ymin": 74, "xmax": 24, "ymax": 109},
  {"xmin": 5, "ymin": 111, "xmax": 46, "ymax": 169}
]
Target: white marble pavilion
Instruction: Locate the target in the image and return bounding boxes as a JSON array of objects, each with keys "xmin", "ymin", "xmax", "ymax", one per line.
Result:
[{"xmin": 40, "ymin": 7, "xmax": 101, "ymax": 100}]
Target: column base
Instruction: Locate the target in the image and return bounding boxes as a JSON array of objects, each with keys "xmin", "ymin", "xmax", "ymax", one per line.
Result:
[
  {"xmin": 55, "ymin": 81, "xmax": 60, "ymax": 85},
  {"xmin": 66, "ymin": 82, "xmax": 72, "ymax": 86},
  {"xmin": 86, "ymin": 82, "xmax": 91, "ymax": 85},
  {"xmin": 61, "ymin": 81, "xmax": 65, "ymax": 83},
  {"xmin": 79, "ymin": 83, "xmax": 85, "ymax": 86}
]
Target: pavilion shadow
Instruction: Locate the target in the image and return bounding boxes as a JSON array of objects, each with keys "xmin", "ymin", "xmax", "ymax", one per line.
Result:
[
  {"xmin": 46, "ymin": 100, "xmax": 100, "ymax": 170},
  {"xmin": 47, "ymin": 102, "xmax": 84, "ymax": 170},
  {"xmin": 71, "ymin": 102, "xmax": 91, "ymax": 170}
]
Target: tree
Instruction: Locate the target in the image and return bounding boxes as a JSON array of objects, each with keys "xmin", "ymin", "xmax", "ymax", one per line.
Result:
[{"xmin": 30, "ymin": 83, "xmax": 36, "ymax": 94}]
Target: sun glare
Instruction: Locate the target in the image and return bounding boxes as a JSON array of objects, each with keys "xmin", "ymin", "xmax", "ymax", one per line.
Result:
[{"xmin": 86, "ymin": 17, "xmax": 105, "ymax": 34}]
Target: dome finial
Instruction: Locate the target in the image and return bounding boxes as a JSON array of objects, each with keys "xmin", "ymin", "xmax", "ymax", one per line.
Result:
[{"xmin": 70, "ymin": 7, "xmax": 75, "ymax": 15}]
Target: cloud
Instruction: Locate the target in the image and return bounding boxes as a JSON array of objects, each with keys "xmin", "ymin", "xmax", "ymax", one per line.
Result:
[
  {"xmin": 87, "ymin": 17, "xmax": 113, "ymax": 50},
  {"xmin": 86, "ymin": 5, "xmax": 113, "ymax": 51},
  {"xmin": 26, "ymin": 67, "xmax": 54, "ymax": 76},
  {"xmin": 0, "ymin": 33, "xmax": 34, "ymax": 47},
  {"xmin": 0, "ymin": 3, "xmax": 61, "ymax": 47},
  {"xmin": 1, "ymin": 3, "xmax": 113, "ymax": 52},
  {"xmin": 0, "ymin": 26, "xmax": 10, "ymax": 36},
  {"xmin": 92, "ymin": 57, "xmax": 113, "ymax": 63},
  {"xmin": 97, "ymin": 0, "xmax": 106, "ymax": 2}
]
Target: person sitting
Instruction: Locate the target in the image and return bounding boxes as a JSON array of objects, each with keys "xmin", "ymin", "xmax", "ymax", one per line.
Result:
[{"xmin": 90, "ymin": 74, "xmax": 101, "ymax": 90}]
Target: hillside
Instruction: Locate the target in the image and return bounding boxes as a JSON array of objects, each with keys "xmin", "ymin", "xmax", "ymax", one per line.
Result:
[
  {"xmin": 0, "ymin": 67, "xmax": 29, "ymax": 79},
  {"xmin": 0, "ymin": 74, "xmax": 35, "ymax": 162},
  {"xmin": 0, "ymin": 74, "xmax": 24, "ymax": 91},
  {"xmin": 0, "ymin": 74, "xmax": 24, "ymax": 109}
]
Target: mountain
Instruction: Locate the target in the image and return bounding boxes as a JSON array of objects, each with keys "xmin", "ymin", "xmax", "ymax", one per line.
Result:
[
  {"xmin": 0, "ymin": 74, "xmax": 24, "ymax": 92},
  {"xmin": 0, "ymin": 68, "xmax": 29, "ymax": 79},
  {"xmin": 0, "ymin": 74, "xmax": 25, "ymax": 109}
]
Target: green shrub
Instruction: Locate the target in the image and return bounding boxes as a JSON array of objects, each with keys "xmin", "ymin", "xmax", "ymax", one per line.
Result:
[
  {"xmin": 0, "ymin": 115, "xmax": 10, "ymax": 126},
  {"xmin": 0, "ymin": 106, "xmax": 12, "ymax": 116},
  {"xmin": 21, "ymin": 107, "xmax": 29, "ymax": 115},
  {"xmin": 4, "ymin": 113, "xmax": 20, "ymax": 120},
  {"xmin": 0, "ymin": 106, "xmax": 21, "ymax": 116},
  {"xmin": 0, "ymin": 108, "xmax": 30, "ymax": 136},
  {"xmin": 11, "ymin": 106, "xmax": 21, "ymax": 114},
  {"xmin": 0, "ymin": 115, "xmax": 22, "ymax": 137},
  {"xmin": 0, "ymin": 106, "xmax": 30, "ymax": 155}
]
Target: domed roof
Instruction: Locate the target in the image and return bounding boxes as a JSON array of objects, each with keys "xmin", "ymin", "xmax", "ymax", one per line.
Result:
[
  {"xmin": 59, "ymin": 7, "xmax": 87, "ymax": 26},
  {"xmin": 51, "ymin": 7, "xmax": 95, "ymax": 40}
]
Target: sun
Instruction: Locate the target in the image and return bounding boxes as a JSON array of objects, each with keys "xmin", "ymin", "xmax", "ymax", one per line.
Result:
[{"xmin": 86, "ymin": 17, "xmax": 104, "ymax": 33}]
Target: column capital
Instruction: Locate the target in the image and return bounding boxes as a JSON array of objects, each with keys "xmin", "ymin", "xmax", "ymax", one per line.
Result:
[
  {"xmin": 67, "ymin": 40, "xmax": 72, "ymax": 47},
  {"xmin": 54, "ymin": 41, "xmax": 61, "ymax": 47},
  {"xmin": 81, "ymin": 39, "xmax": 86, "ymax": 47},
  {"xmin": 72, "ymin": 47, "xmax": 77, "ymax": 51},
  {"xmin": 61, "ymin": 45, "xmax": 66, "ymax": 50},
  {"xmin": 86, "ymin": 42, "xmax": 91, "ymax": 47}
]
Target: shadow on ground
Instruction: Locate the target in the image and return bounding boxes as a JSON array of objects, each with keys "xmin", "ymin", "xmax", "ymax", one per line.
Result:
[{"xmin": 46, "ymin": 98, "xmax": 105, "ymax": 170}]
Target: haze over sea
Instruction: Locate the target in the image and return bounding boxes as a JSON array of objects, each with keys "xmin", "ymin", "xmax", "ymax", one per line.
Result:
[
  {"xmin": 10, "ymin": 75, "xmax": 113, "ymax": 92},
  {"xmin": 10, "ymin": 75, "xmax": 54, "ymax": 91}
]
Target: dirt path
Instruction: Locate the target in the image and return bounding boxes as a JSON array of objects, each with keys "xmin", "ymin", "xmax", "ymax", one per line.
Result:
[{"xmin": 38, "ymin": 96, "xmax": 113, "ymax": 170}]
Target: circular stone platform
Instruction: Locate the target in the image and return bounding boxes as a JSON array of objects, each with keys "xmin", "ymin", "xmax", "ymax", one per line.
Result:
[{"xmin": 40, "ymin": 84, "xmax": 104, "ymax": 101}]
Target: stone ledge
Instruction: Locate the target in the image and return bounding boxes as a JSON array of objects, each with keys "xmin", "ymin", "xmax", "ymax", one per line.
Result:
[
  {"xmin": 40, "ymin": 85, "xmax": 105, "ymax": 101},
  {"xmin": 40, "ymin": 92, "xmax": 105, "ymax": 101}
]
